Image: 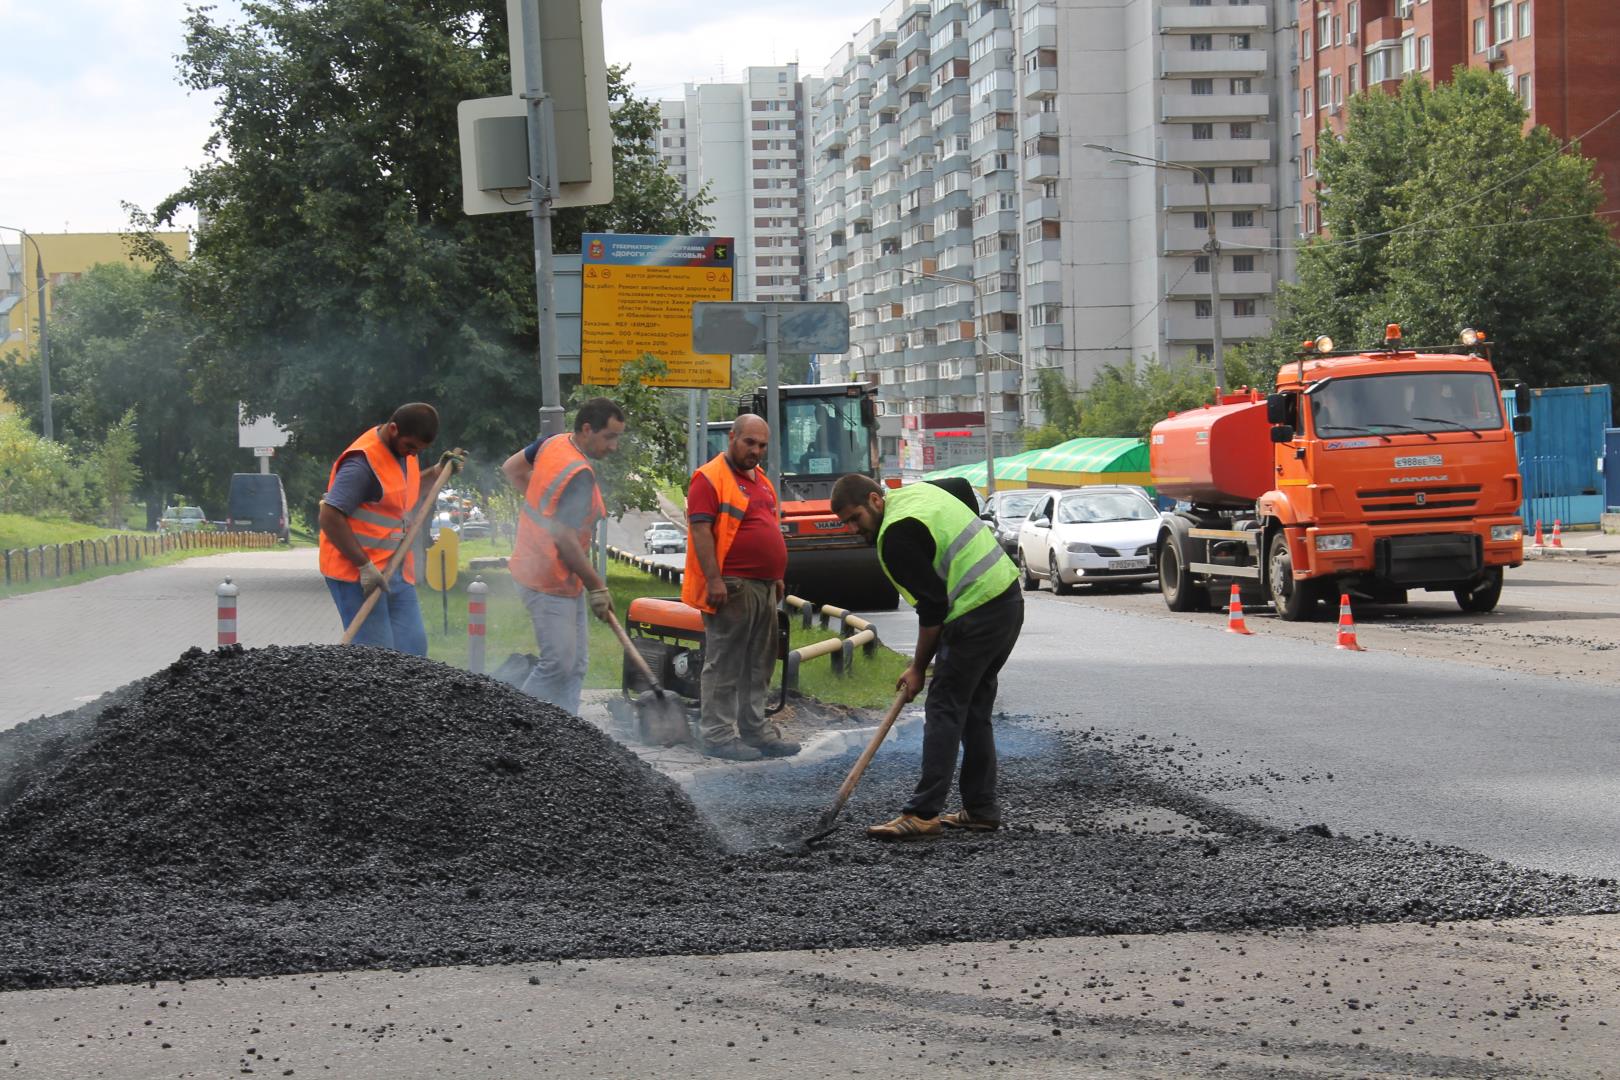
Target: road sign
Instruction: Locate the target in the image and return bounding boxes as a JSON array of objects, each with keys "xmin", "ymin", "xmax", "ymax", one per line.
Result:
[
  {"xmin": 237, "ymin": 405, "xmax": 289, "ymax": 449},
  {"xmin": 581, "ymin": 234, "xmax": 735, "ymax": 389},
  {"xmin": 252, "ymin": 447, "xmax": 275, "ymax": 458},
  {"xmin": 691, "ymin": 301, "xmax": 850, "ymax": 355},
  {"xmin": 424, "ymin": 529, "xmax": 461, "ymax": 592}
]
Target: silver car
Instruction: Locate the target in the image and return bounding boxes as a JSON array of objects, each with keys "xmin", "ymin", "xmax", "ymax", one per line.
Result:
[
  {"xmin": 1016, "ymin": 486, "xmax": 1161, "ymax": 594},
  {"xmin": 981, "ymin": 488, "xmax": 1056, "ymax": 555}
]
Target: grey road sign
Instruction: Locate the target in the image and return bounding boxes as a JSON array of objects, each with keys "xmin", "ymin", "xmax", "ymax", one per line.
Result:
[{"xmin": 691, "ymin": 301, "xmax": 850, "ymax": 355}]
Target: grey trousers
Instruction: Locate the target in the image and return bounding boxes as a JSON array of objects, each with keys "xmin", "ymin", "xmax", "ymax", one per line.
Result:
[
  {"xmin": 518, "ymin": 586, "xmax": 589, "ymax": 716},
  {"xmin": 699, "ymin": 577, "xmax": 778, "ymax": 746}
]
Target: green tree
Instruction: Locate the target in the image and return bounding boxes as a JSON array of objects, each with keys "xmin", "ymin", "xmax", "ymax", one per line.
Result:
[
  {"xmin": 570, "ymin": 355, "xmax": 689, "ymax": 518},
  {"xmin": 1265, "ymin": 69, "xmax": 1620, "ymax": 387},
  {"xmin": 94, "ymin": 408, "xmax": 143, "ymax": 528},
  {"xmin": 1076, "ymin": 352, "xmax": 1260, "ymax": 439},
  {"xmin": 146, "ymin": 0, "xmax": 710, "ymax": 524},
  {"xmin": 0, "ymin": 416, "xmax": 95, "ymax": 519},
  {"xmin": 1023, "ymin": 367, "xmax": 1081, "ymax": 450}
]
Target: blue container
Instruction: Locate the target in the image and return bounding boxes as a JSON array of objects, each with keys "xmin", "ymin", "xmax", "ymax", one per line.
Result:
[{"xmin": 1502, "ymin": 384, "xmax": 1611, "ymax": 528}]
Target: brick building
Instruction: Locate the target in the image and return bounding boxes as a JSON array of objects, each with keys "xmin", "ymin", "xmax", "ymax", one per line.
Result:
[{"xmin": 1297, "ymin": 0, "xmax": 1620, "ymax": 236}]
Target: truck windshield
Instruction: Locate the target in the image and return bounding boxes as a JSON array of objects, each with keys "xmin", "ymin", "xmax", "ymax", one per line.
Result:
[
  {"xmin": 1310, "ymin": 372, "xmax": 1502, "ymax": 436},
  {"xmin": 782, "ymin": 396, "xmax": 872, "ymax": 476}
]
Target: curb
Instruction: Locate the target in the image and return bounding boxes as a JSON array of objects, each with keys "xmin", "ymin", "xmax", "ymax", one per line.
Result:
[{"xmin": 1524, "ymin": 545, "xmax": 1598, "ymax": 559}]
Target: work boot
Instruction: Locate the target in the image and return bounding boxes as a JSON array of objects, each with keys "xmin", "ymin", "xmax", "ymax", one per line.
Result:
[
  {"xmin": 742, "ymin": 730, "xmax": 801, "ymax": 758},
  {"xmin": 703, "ymin": 739, "xmax": 764, "ymax": 762},
  {"xmin": 940, "ymin": 809, "xmax": 1001, "ymax": 832},
  {"xmin": 866, "ymin": 813, "xmax": 942, "ymax": 841}
]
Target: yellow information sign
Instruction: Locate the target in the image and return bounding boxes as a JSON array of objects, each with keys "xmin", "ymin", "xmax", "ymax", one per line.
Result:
[
  {"xmin": 424, "ymin": 528, "xmax": 460, "ymax": 592},
  {"xmin": 580, "ymin": 233, "xmax": 735, "ymax": 389}
]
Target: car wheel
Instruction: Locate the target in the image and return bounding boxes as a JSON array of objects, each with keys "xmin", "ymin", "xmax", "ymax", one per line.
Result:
[
  {"xmin": 1019, "ymin": 551, "xmax": 1039, "ymax": 591},
  {"xmin": 1455, "ymin": 567, "xmax": 1504, "ymax": 613},
  {"xmin": 1049, "ymin": 551, "xmax": 1073, "ymax": 596}
]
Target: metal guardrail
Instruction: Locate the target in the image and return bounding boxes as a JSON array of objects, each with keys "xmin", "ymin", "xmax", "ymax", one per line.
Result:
[
  {"xmin": 2, "ymin": 530, "xmax": 280, "ymax": 589},
  {"xmin": 605, "ymin": 545, "xmax": 884, "ymax": 690}
]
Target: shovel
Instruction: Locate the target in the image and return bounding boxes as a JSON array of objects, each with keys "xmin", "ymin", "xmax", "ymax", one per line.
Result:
[
  {"xmin": 605, "ymin": 609, "xmax": 689, "ymax": 744},
  {"xmin": 786, "ymin": 686, "xmax": 910, "ymax": 852},
  {"xmin": 341, "ymin": 465, "xmax": 456, "ymax": 645}
]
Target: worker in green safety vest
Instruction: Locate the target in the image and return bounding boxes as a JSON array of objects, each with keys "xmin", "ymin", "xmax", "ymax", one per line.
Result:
[{"xmin": 831, "ymin": 473, "xmax": 1025, "ymax": 841}]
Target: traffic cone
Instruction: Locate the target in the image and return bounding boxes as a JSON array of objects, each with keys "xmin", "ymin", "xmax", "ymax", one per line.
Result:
[
  {"xmin": 1533, "ymin": 519, "xmax": 1544, "ymax": 546},
  {"xmin": 1225, "ymin": 584, "xmax": 1252, "ymax": 635},
  {"xmin": 1334, "ymin": 593, "xmax": 1365, "ymax": 651},
  {"xmin": 1551, "ymin": 519, "xmax": 1564, "ymax": 548}
]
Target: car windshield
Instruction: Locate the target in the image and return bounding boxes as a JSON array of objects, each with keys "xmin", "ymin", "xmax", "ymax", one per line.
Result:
[
  {"xmin": 180, "ymin": 508, "xmax": 204, "ymax": 520},
  {"xmin": 1056, "ymin": 492, "xmax": 1157, "ymax": 525},
  {"xmin": 781, "ymin": 396, "xmax": 872, "ymax": 477},
  {"xmin": 998, "ymin": 493, "xmax": 1043, "ymax": 520},
  {"xmin": 1311, "ymin": 372, "xmax": 1503, "ymax": 435}
]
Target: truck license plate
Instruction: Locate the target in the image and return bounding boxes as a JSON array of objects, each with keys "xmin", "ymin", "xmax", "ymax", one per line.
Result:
[{"xmin": 1108, "ymin": 558, "xmax": 1149, "ymax": 570}]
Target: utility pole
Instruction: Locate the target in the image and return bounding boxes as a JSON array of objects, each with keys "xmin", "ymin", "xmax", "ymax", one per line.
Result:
[
  {"xmin": 34, "ymin": 248, "xmax": 52, "ymax": 441},
  {"xmin": 517, "ymin": 0, "xmax": 564, "ymax": 439}
]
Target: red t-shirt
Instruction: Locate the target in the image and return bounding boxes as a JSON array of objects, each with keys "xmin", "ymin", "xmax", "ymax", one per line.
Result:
[{"xmin": 686, "ymin": 466, "xmax": 788, "ymax": 581}]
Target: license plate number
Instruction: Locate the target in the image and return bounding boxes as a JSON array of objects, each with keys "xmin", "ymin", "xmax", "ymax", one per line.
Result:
[{"xmin": 1108, "ymin": 558, "xmax": 1149, "ymax": 570}]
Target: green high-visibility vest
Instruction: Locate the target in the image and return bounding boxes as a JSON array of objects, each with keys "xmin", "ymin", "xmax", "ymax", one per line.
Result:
[{"xmin": 876, "ymin": 482, "xmax": 1019, "ymax": 622}]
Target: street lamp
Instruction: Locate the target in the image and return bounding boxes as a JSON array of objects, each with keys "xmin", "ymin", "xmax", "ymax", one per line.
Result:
[
  {"xmin": 0, "ymin": 225, "xmax": 52, "ymax": 440},
  {"xmin": 897, "ymin": 265, "xmax": 1007, "ymax": 496},
  {"xmin": 1082, "ymin": 144, "xmax": 1226, "ymax": 394}
]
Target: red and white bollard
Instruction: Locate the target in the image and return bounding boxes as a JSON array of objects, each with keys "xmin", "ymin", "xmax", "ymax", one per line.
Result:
[
  {"xmin": 216, "ymin": 577, "xmax": 239, "ymax": 647},
  {"xmin": 467, "ymin": 576, "xmax": 488, "ymax": 674}
]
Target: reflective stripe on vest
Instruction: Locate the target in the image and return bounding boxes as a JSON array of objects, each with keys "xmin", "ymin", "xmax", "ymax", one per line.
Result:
[{"xmin": 876, "ymin": 482, "xmax": 1018, "ymax": 622}]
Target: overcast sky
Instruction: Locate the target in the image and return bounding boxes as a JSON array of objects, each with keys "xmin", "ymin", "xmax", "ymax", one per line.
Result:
[{"xmin": 0, "ymin": 0, "xmax": 878, "ymax": 238}]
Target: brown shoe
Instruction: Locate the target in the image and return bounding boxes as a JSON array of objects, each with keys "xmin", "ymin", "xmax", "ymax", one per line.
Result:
[
  {"xmin": 940, "ymin": 809, "xmax": 1001, "ymax": 832},
  {"xmin": 866, "ymin": 814, "xmax": 942, "ymax": 841}
]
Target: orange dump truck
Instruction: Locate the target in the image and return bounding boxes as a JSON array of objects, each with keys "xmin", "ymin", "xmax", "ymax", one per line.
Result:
[{"xmin": 1151, "ymin": 327, "xmax": 1530, "ymax": 620}]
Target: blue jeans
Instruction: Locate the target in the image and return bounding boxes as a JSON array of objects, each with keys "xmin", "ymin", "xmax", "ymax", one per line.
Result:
[
  {"xmin": 518, "ymin": 586, "xmax": 589, "ymax": 715},
  {"xmin": 325, "ymin": 575, "xmax": 428, "ymax": 656}
]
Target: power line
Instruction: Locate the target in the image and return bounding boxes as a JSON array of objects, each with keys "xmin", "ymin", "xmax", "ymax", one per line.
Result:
[{"xmin": 1105, "ymin": 260, "xmax": 1198, "ymax": 352}]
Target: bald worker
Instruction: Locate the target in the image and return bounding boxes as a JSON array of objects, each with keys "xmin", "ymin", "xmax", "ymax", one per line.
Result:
[{"xmin": 682, "ymin": 414, "xmax": 797, "ymax": 760}]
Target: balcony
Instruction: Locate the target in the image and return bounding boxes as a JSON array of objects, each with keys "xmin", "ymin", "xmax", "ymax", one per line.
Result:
[
  {"xmin": 1166, "ymin": 271, "xmax": 1276, "ymax": 298},
  {"xmin": 1023, "ymin": 196, "xmax": 1060, "ymax": 223},
  {"xmin": 1160, "ymin": 92, "xmax": 1271, "ymax": 123},
  {"xmin": 1164, "ymin": 315, "xmax": 1274, "ymax": 342},
  {"xmin": 1162, "ymin": 181, "xmax": 1272, "ymax": 210},
  {"xmin": 1024, "ymin": 67, "xmax": 1058, "ymax": 99},
  {"xmin": 1160, "ymin": 49, "xmax": 1268, "ymax": 78},
  {"xmin": 1160, "ymin": 137, "xmax": 1272, "ymax": 165},
  {"xmin": 1162, "ymin": 226, "xmax": 1273, "ymax": 254},
  {"xmin": 1023, "ymin": 152, "xmax": 1061, "ymax": 183},
  {"xmin": 1158, "ymin": 5, "xmax": 1269, "ymax": 32}
]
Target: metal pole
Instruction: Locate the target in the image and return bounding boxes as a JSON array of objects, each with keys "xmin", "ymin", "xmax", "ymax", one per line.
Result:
[
  {"xmin": 686, "ymin": 390, "xmax": 699, "ymax": 473},
  {"xmin": 975, "ymin": 282, "xmax": 997, "ymax": 497},
  {"xmin": 518, "ymin": 0, "xmax": 564, "ymax": 440},
  {"xmin": 33, "ymin": 246, "xmax": 52, "ymax": 441},
  {"xmin": 698, "ymin": 389, "xmax": 710, "ymax": 461},
  {"xmin": 764, "ymin": 306, "xmax": 782, "ymax": 493},
  {"xmin": 259, "ymin": 454, "xmax": 270, "ymax": 476},
  {"xmin": 1203, "ymin": 172, "xmax": 1226, "ymax": 395}
]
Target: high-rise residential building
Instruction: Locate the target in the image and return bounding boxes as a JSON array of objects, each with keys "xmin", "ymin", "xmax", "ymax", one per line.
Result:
[
  {"xmin": 810, "ymin": 1, "xmax": 1296, "ymax": 447},
  {"xmin": 658, "ymin": 65, "xmax": 813, "ymax": 303},
  {"xmin": 1297, "ymin": 0, "xmax": 1620, "ymax": 236}
]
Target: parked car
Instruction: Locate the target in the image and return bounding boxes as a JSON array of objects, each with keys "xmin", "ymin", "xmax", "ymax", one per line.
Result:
[
  {"xmin": 643, "ymin": 520, "xmax": 674, "ymax": 544},
  {"xmin": 645, "ymin": 525, "xmax": 685, "ymax": 554},
  {"xmin": 456, "ymin": 507, "xmax": 492, "ymax": 540},
  {"xmin": 226, "ymin": 473, "xmax": 290, "ymax": 543},
  {"xmin": 1016, "ymin": 486, "xmax": 1162, "ymax": 594},
  {"xmin": 159, "ymin": 505, "xmax": 207, "ymax": 534},
  {"xmin": 980, "ymin": 488, "xmax": 1056, "ymax": 554}
]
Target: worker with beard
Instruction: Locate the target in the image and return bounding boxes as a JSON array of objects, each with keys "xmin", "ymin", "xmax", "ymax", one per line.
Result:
[
  {"xmin": 830, "ymin": 473, "xmax": 1023, "ymax": 839},
  {"xmin": 682, "ymin": 414, "xmax": 798, "ymax": 761}
]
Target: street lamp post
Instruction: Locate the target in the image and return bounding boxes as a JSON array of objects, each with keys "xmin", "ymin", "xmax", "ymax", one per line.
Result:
[
  {"xmin": 1, "ymin": 225, "xmax": 52, "ymax": 440},
  {"xmin": 1083, "ymin": 144, "xmax": 1226, "ymax": 394},
  {"xmin": 897, "ymin": 266, "xmax": 1000, "ymax": 496}
]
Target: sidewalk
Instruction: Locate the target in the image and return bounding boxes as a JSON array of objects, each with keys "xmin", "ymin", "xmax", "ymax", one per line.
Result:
[
  {"xmin": 0, "ymin": 548, "xmax": 337, "ymax": 731},
  {"xmin": 1523, "ymin": 523, "xmax": 1620, "ymax": 559}
]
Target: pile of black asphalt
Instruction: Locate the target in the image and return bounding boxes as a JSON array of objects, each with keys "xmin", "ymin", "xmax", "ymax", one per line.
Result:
[{"xmin": 1, "ymin": 644, "xmax": 1615, "ymax": 991}]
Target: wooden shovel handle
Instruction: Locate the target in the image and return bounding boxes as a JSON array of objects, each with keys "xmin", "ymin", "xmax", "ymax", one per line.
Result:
[
  {"xmin": 606, "ymin": 609, "xmax": 666, "ymax": 697},
  {"xmin": 824, "ymin": 687, "xmax": 910, "ymax": 818},
  {"xmin": 341, "ymin": 465, "xmax": 457, "ymax": 645}
]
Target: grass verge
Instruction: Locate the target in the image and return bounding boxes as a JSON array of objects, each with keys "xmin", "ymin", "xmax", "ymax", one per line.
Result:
[
  {"xmin": 0, "ymin": 547, "xmax": 251, "ymax": 599},
  {"xmin": 0, "ymin": 514, "xmax": 122, "ymax": 550}
]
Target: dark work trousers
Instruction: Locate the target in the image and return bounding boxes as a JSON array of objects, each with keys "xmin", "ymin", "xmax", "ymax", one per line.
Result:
[{"xmin": 901, "ymin": 586, "xmax": 1024, "ymax": 820}]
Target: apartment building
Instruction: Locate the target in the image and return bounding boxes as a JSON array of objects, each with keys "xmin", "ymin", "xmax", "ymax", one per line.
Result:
[
  {"xmin": 1297, "ymin": 0, "xmax": 1620, "ymax": 235},
  {"xmin": 657, "ymin": 66, "xmax": 812, "ymax": 303},
  {"xmin": 810, "ymin": 1, "xmax": 1295, "ymax": 443}
]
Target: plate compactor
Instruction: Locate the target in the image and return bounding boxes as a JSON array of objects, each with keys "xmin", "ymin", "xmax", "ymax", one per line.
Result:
[{"xmin": 618, "ymin": 596, "xmax": 790, "ymax": 745}]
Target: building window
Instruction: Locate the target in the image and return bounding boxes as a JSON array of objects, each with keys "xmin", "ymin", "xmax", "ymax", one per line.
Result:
[
  {"xmin": 1195, "ymin": 344, "xmax": 1214, "ymax": 363},
  {"xmin": 1230, "ymin": 78, "xmax": 1252, "ymax": 94},
  {"xmin": 1518, "ymin": 72, "xmax": 1533, "ymax": 107},
  {"xmin": 1233, "ymin": 254, "xmax": 1255, "ymax": 273},
  {"xmin": 1303, "ymin": 87, "xmax": 1314, "ymax": 116},
  {"xmin": 1190, "ymin": 34, "xmax": 1213, "ymax": 51},
  {"xmin": 1231, "ymin": 210, "xmax": 1255, "ymax": 228},
  {"xmin": 1316, "ymin": 13, "xmax": 1329, "ymax": 48},
  {"xmin": 1231, "ymin": 34, "xmax": 1251, "ymax": 50},
  {"xmin": 1419, "ymin": 35, "xmax": 1432, "ymax": 71},
  {"xmin": 1301, "ymin": 29, "xmax": 1311, "ymax": 56},
  {"xmin": 1191, "ymin": 78, "xmax": 1214, "ymax": 96},
  {"xmin": 1334, "ymin": 75, "xmax": 1343, "ymax": 106},
  {"xmin": 1192, "ymin": 211, "xmax": 1209, "ymax": 229},
  {"xmin": 1493, "ymin": 1, "xmax": 1513, "ymax": 42},
  {"xmin": 1233, "ymin": 299, "xmax": 1256, "ymax": 318},
  {"xmin": 1192, "ymin": 123, "xmax": 1214, "ymax": 140},
  {"xmin": 1229, "ymin": 122, "xmax": 1250, "ymax": 139},
  {"xmin": 1304, "ymin": 146, "xmax": 1315, "ymax": 176},
  {"xmin": 1473, "ymin": 18, "xmax": 1487, "ymax": 52},
  {"xmin": 1518, "ymin": 1, "xmax": 1532, "ymax": 37},
  {"xmin": 1349, "ymin": 63, "xmax": 1359, "ymax": 90},
  {"xmin": 1193, "ymin": 255, "xmax": 1210, "ymax": 273},
  {"xmin": 1195, "ymin": 299, "xmax": 1212, "ymax": 319},
  {"xmin": 1306, "ymin": 201, "xmax": 1318, "ymax": 233},
  {"xmin": 1231, "ymin": 166, "xmax": 1253, "ymax": 183}
]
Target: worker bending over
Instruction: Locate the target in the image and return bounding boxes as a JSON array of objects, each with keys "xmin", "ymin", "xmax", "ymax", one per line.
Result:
[
  {"xmin": 683, "ymin": 414, "xmax": 798, "ymax": 761},
  {"xmin": 503, "ymin": 398, "xmax": 624, "ymax": 715},
  {"xmin": 319, "ymin": 402, "xmax": 464, "ymax": 655},
  {"xmin": 830, "ymin": 474, "xmax": 1023, "ymax": 839}
]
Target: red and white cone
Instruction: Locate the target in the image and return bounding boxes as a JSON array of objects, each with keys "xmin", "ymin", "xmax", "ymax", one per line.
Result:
[
  {"xmin": 1225, "ymin": 583, "xmax": 1252, "ymax": 635},
  {"xmin": 1334, "ymin": 593, "xmax": 1364, "ymax": 651},
  {"xmin": 1551, "ymin": 519, "xmax": 1564, "ymax": 548},
  {"xmin": 1533, "ymin": 519, "xmax": 1544, "ymax": 546}
]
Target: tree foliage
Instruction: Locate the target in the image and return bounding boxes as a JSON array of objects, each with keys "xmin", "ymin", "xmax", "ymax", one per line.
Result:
[
  {"xmin": 1261, "ymin": 69, "xmax": 1620, "ymax": 388},
  {"xmin": 144, "ymin": 0, "xmax": 710, "ymax": 524},
  {"xmin": 1022, "ymin": 367, "xmax": 1082, "ymax": 450},
  {"xmin": 1075, "ymin": 352, "xmax": 1261, "ymax": 439},
  {"xmin": 571, "ymin": 356, "xmax": 689, "ymax": 518},
  {"xmin": 94, "ymin": 408, "xmax": 143, "ymax": 528}
]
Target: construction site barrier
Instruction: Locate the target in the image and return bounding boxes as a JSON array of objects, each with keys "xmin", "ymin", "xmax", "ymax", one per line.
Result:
[
  {"xmin": 1, "ymin": 530, "xmax": 280, "ymax": 589},
  {"xmin": 467, "ymin": 577, "xmax": 488, "ymax": 674},
  {"xmin": 216, "ymin": 578, "xmax": 239, "ymax": 646}
]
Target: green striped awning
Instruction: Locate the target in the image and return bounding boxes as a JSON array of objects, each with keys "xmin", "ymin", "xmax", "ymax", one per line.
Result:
[
  {"xmin": 923, "ymin": 447, "xmax": 1042, "ymax": 488},
  {"xmin": 1019, "ymin": 437, "xmax": 1149, "ymax": 475}
]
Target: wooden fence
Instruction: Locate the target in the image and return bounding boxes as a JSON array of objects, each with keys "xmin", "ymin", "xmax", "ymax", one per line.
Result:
[{"xmin": 1, "ymin": 531, "xmax": 280, "ymax": 588}]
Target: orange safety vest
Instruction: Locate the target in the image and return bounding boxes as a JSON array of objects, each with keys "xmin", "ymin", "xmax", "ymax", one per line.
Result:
[
  {"xmin": 318, "ymin": 426, "xmax": 421, "ymax": 585},
  {"xmin": 681, "ymin": 454, "xmax": 778, "ymax": 614},
  {"xmin": 511, "ymin": 433, "xmax": 606, "ymax": 596}
]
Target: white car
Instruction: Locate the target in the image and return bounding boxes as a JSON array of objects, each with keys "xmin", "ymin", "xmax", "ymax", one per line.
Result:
[
  {"xmin": 645, "ymin": 525, "xmax": 685, "ymax": 554},
  {"xmin": 1016, "ymin": 486, "xmax": 1162, "ymax": 594}
]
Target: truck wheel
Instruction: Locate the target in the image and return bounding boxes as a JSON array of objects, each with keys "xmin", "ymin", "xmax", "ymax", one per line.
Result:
[
  {"xmin": 1159, "ymin": 535, "xmax": 1199, "ymax": 612},
  {"xmin": 1455, "ymin": 567, "xmax": 1504, "ymax": 613},
  {"xmin": 1049, "ymin": 552, "xmax": 1073, "ymax": 596},
  {"xmin": 1019, "ymin": 552, "xmax": 1040, "ymax": 591},
  {"xmin": 1267, "ymin": 530, "xmax": 1322, "ymax": 622}
]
